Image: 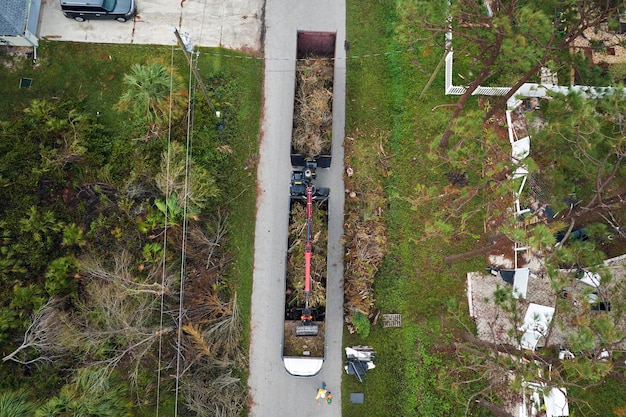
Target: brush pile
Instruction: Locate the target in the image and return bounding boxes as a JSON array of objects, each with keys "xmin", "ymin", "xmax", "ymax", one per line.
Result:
[
  {"xmin": 292, "ymin": 57, "xmax": 334, "ymax": 159},
  {"xmin": 286, "ymin": 201, "xmax": 328, "ymax": 308}
]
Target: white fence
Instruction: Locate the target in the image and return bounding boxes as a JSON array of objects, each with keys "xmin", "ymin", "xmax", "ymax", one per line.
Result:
[{"xmin": 444, "ymin": 32, "xmax": 618, "ymax": 109}]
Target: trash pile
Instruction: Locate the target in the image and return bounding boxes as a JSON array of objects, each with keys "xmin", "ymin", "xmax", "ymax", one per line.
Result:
[{"xmin": 344, "ymin": 346, "xmax": 376, "ymax": 382}]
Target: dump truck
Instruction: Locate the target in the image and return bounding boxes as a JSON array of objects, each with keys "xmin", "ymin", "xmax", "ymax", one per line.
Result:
[
  {"xmin": 283, "ymin": 162, "xmax": 329, "ymax": 376},
  {"xmin": 282, "ymin": 31, "xmax": 336, "ymax": 377}
]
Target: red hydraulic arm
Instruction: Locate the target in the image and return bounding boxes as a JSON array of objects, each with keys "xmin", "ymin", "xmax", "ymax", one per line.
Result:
[{"xmin": 304, "ymin": 184, "xmax": 313, "ymax": 307}]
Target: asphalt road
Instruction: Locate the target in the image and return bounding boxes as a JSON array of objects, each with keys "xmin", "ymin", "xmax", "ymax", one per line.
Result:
[
  {"xmin": 247, "ymin": 0, "xmax": 346, "ymax": 415},
  {"xmin": 38, "ymin": 0, "xmax": 263, "ymax": 50}
]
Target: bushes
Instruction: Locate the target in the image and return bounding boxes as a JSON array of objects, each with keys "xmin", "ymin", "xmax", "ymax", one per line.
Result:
[
  {"xmin": 0, "ymin": 43, "xmax": 262, "ymax": 414},
  {"xmin": 351, "ymin": 311, "xmax": 370, "ymax": 338},
  {"xmin": 608, "ymin": 62, "xmax": 626, "ymax": 84}
]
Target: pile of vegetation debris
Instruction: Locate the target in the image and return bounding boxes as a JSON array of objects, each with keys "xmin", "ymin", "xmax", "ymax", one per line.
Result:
[
  {"xmin": 285, "ymin": 200, "xmax": 328, "ymax": 309},
  {"xmin": 292, "ymin": 57, "xmax": 334, "ymax": 159},
  {"xmin": 343, "ymin": 140, "xmax": 388, "ymax": 329}
]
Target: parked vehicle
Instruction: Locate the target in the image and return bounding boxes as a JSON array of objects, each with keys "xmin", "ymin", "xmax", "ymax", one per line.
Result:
[
  {"xmin": 61, "ymin": 0, "xmax": 136, "ymax": 22},
  {"xmin": 283, "ymin": 162, "xmax": 329, "ymax": 377},
  {"xmin": 282, "ymin": 31, "xmax": 336, "ymax": 377}
]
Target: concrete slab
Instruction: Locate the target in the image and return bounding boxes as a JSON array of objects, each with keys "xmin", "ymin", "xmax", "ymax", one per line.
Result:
[
  {"xmin": 350, "ymin": 393, "xmax": 364, "ymax": 404},
  {"xmin": 38, "ymin": 0, "xmax": 263, "ymax": 51}
]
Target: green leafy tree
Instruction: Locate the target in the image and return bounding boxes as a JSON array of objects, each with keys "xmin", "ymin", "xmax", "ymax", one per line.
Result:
[
  {"xmin": 410, "ymin": 0, "xmax": 623, "ymax": 147},
  {"xmin": 62, "ymin": 223, "xmax": 86, "ymax": 250},
  {"xmin": 0, "ymin": 308, "xmax": 18, "ymax": 342},
  {"xmin": 19, "ymin": 206, "xmax": 65, "ymax": 248},
  {"xmin": 534, "ymin": 89, "xmax": 626, "ymax": 211},
  {"xmin": 0, "ymin": 222, "xmax": 27, "ymax": 281},
  {"xmin": 10, "ymin": 284, "xmax": 46, "ymax": 320},
  {"xmin": 45, "ymin": 257, "xmax": 79, "ymax": 297}
]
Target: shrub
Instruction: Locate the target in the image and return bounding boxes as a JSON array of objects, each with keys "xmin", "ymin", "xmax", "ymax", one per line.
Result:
[
  {"xmin": 352, "ymin": 311, "xmax": 370, "ymax": 338},
  {"xmin": 608, "ymin": 63, "xmax": 626, "ymax": 84}
]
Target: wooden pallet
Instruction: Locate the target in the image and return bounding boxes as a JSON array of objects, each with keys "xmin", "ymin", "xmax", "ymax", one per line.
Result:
[{"xmin": 382, "ymin": 314, "xmax": 401, "ymax": 328}]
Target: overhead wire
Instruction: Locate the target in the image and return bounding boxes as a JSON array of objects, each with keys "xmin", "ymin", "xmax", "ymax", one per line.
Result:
[
  {"xmin": 153, "ymin": 17, "xmax": 414, "ymax": 413},
  {"xmin": 198, "ymin": 0, "xmax": 209, "ymax": 49},
  {"xmin": 155, "ymin": 43, "xmax": 176, "ymax": 417},
  {"xmin": 99, "ymin": 42, "xmax": 417, "ymax": 62},
  {"xmin": 173, "ymin": 40, "xmax": 197, "ymax": 417}
]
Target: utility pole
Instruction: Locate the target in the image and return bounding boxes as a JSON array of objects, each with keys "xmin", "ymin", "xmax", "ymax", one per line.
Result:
[{"xmin": 173, "ymin": 27, "xmax": 219, "ymax": 119}]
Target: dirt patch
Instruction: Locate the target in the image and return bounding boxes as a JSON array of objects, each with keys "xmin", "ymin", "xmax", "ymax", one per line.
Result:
[{"xmin": 0, "ymin": 45, "xmax": 34, "ymax": 69}]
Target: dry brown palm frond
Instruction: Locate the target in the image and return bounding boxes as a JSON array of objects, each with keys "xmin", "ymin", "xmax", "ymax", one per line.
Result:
[
  {"xmin": 182, "ymin": 368, "xmax": 245, "ymax": 417},
  {"xmin": 183, "ymin": 323, "xmax": 211, "ymax": 357},
  {"xmin": 199, "ymin": 294, "xmax": 244, "ymax": 365},
  {"xmin": 184, "ymin": 268, "xmax": 231, "ymax": 324}
]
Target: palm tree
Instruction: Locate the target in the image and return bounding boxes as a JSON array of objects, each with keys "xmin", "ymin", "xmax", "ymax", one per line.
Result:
[
  {"xmin": 155, "ymin": 141, "xmax": 219, "ymax": 212},
  {"xmin": 115, "ymin": 62, "xmax": 188, "ymax": 128}
]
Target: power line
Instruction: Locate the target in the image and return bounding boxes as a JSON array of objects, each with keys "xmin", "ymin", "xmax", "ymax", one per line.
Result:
[
  {"xmin": 173, "ymin": 40, "xmax": 197, "ymax": 417},
  {"xmin": 155, "ymin": 43, "xmax": 176, "ymax": 417},
  {"xmin": 199, "ymin": 47, "xmax": 416, "ymax": 61},
  {"xmin": 83, "ymin": 41, "xmax": 416, "ymax": 62},
  {"xmin": 198, "ymin": 0, "xmax": 209, "ymax": 49}
]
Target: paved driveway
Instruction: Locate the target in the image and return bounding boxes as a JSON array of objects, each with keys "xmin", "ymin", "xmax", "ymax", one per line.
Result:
[
  {"xmin": 247, "ymin": 0, "xmax": 346, "ymax": 415},
  {"xmin": 39, "ymin": 0, "xmax": 263, "ymax": 50}
]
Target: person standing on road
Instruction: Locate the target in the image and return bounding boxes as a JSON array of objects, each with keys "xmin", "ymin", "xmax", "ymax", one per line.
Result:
[{"xmin": 315, "ymin": 382, "xmax": 329, "ymax": 405}]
